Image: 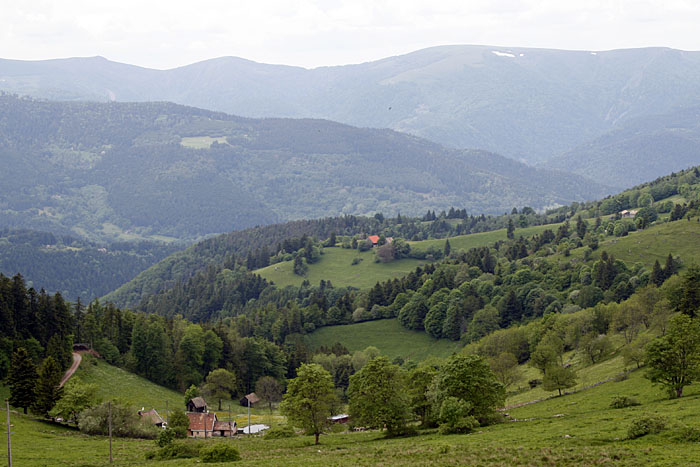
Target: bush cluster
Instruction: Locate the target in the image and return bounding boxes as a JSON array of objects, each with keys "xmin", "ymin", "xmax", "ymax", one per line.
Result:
[
  {"xmin": 627, "ymin": 415, "xmax": 667, "ymax": 439},
  {"xmin": 609, "ymin": 396, "xmax": 641, "ymax": 409}
]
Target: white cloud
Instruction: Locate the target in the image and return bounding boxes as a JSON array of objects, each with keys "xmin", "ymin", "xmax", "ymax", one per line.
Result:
[{"xmin": 1, "ymin": 0, "xmax": 699, "ymax": 68}]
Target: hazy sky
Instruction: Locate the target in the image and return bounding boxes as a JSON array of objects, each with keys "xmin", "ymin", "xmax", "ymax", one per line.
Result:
[{"xmin": 2, "ymin": 0, "xmax": 699, "ymax": 69}]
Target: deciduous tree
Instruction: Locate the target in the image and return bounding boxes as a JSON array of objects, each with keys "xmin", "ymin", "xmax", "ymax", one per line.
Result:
[{"xmin": 280, "ymin": 363, "xmax": 336, "ymax": 444}]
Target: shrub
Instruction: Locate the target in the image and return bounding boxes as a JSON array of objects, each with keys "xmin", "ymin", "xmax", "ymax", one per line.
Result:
[
  {"xmin": 672, "ymin": 425, "xmax": 700, "ymax": 442},
  {"xmin": 610, "ymin": 396, "xmax": 641, "ymax": 409},
  {"xmin": 627, "ymin": 415, "xmax": 667, "ymax": 439},
  {"xmin": 156, "ymin": 427, "xmax": 176, "ymax": 447},
  {"xmin": 146, "ymin": 441, "xmax": 201, "ymax": 460},
  {"xmin": 79, "ymin": 402, "xmax": 158, "ymax": 439},
  {"xmin": 264, "ymin": 425, "xmax": 297, "ymax": 439},
  {"xmin": 200, "ymin": 443, "xmax": 241, "ymax": 463}
]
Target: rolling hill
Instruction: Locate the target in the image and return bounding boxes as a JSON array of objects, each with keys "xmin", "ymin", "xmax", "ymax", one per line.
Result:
[
  {"xmin": 3, "ymin": 46, "xmax": 700, "ymax": 166},
  {"xmin": 0, "ymin": 94, "xmax": 610, "ymax": 244}
]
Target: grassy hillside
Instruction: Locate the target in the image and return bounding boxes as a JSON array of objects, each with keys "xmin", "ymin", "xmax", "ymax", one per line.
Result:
[
  {"xmin": 410, "ymin": 222, "xmax": 563, "ymax": 254},
  {"xmin": 257, "ymin": 247, "xmax": 426, "ymax": 289},
  {"xmin": 5, "ymin": 363, "xmax": 700, "ymax": 465},
  {"xmin": 257, "ymin": 222, "xmax": 562, "ymax": 290},
  {"xmin": 73, "ymin": 355, "xmax": 182, "ymax": 414},
  {"xmin": 595, "ymin": 219, "xmax": 700, "ymax": 268},
  {"xmin": 305, "ymin": 319, "xmax": 462, "ymax": 362}
]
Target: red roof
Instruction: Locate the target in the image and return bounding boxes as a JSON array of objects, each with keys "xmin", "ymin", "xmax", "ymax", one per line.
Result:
[
  {"xmin": 187, "ymin": 412, "xmax": 217, "ymax": 432},
  {"xmin": 368, "ymin": 235, "xmax": 380, "ymax": 244}
]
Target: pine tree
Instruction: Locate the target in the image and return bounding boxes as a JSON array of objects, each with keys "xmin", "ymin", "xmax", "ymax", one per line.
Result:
[
  {"xmin": 444, "ymin": 239, "xmax": 451, "ymax": 258},
  {"xmin": 8, "ymin": 347, "xmax": 38, "ymax": 414},
  {"xmin": 651, "ymin": 260, "xmax": 665, "ymax": 286},
  {"xmin": 576, "ymin": 215, "xmax": 587, "ymax": 238},
  {"xmin": 32, "ymin": 356, "xmax": 63, "ymax": 417},
  {"xmin": 506, "ymin": 218, "xmax": 515, "ymax": 239},
  {"xmin": 663, "ymin": 253, "xmax": 676, "ymax": 279}
]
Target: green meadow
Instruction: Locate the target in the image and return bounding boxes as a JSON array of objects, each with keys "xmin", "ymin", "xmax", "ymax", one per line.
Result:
[
  {"xmin": 256, "ymin": 247, "xmax": 426, "ymax": 289},
  {"xmin": 257, "ymin": 222, "xmax": 562, "ymax": 290},
  {"xmin": 5, "ymin": 367, "xmax": 700, "ymax": 465},
  {"xmin": 305, "ymin": 318, "xmax": 462, "ymax": 362},
  {"xmin": 180, "ymin": 136, "xmax": 229, "ymax": 149}
]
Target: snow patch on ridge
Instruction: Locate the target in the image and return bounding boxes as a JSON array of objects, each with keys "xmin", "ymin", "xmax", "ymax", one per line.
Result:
[{"xmin": 492, "ymin": 51, "xmax": 516, "ymax": 58}]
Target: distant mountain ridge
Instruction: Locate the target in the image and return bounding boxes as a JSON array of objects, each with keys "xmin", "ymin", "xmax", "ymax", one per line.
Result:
[
  {"xmin": 0, "ymin": 94, "xmax": 609, "ymax": 243},
  {"xmin": 3, "ymin": 45, "xmax": 700, "ymax": 163}
]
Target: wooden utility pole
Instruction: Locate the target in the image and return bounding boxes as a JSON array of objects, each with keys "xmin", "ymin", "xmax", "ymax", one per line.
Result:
[
  {"xmin": 5, "ymin": 399, "xmax": 11, "ymax": 467},
  {"xmin": 165, "ymin": 400, "xmax": 169, "ymax": 425},
  {"xmin": 228, "ymin": 404, "xmax": 232, "ymax": 439},
  {"xmin": 247, "ymin": 399, "xmax": 251, "ymax": 436},
  {"xmin": 108, "ymin": 401, "xmax": 113, "ymax": 464}
]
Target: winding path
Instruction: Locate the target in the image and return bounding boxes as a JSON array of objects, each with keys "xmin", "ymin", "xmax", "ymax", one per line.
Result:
[{"xmin": 59, "ymin": 352, "xmax": 82, "ymax": 387}]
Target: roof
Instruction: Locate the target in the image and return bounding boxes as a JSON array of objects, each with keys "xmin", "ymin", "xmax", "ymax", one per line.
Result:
[
  {"xmin": 213, "ymin": 420, "xmax": 236, "ymax": 431},
  {"xmin": 240, "ymin": 424, "xmax": 269, "ymax": 434},
  {"xmin": 329, "ymin": 413, "xmax": 349, "ymax": 421},
  {"xmin": 188, "ymin": 397, "xmax": 207, "ymax": 409},
  {"xmin": 368, "ymin": 235, "xmax": 380, "ymax": 244},
  {"xmin": 187, "ymin": 412, "xmax": 217, "ymax": 431},
  {"xmin": 138, "ymin": 409, "xmax": 165, "ymax": 425},
  {"xmin": 242, "ymin": 392, "xmax": 261, "ymax": 404}
]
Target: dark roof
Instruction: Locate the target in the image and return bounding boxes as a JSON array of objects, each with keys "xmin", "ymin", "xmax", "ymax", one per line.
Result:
[
  {"xmin": 138, "ymin": 409, "xmax": 165, "ymax": 425},
  {"xmin": 242, "ymin": 393, "xmax": 261, "ymax": 404},
  {"xmin": 189, "ymin": 397, "xmax": 207, "ymax": 409},
  {"xmin": 187, "ymin": 412, "xmax": 217, "ymax": 431}
]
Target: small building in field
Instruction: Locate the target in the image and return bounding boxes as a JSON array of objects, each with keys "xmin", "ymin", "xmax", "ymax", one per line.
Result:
[
  {"xmin": 619, "ymin": 209, "xmax": 639, "ymax": 218},
  {"xmin": 329, "ymin": 413, "xmax": 350, "ymax": 424},
  {"xmin": 240, "ymin": 392, "xmax": 261, "ymax": 407},
  {"xmin": 138, "ymin": 408, "xmax": 166, "ymax": 428},
  {"xmin": 213, "ymin": 420, "xmax": 237, "ymax": 437},
  {"xmin": 186, "ymin": 397, "xmax": 208, "ymax": 413},
  {"xmin": 239, "ymin": 424, "xmax": 269, "ymax": 434},
  {"xmin": 186, "ymin": 412, "xmax": 217, "ymax": 438}
]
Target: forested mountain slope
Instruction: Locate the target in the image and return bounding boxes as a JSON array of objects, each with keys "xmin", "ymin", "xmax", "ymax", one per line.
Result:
[
  {"xmin": 545, "ymin": 105, "xmax": 700, "ymax": 188},
  {"xmin": 3, "ymin": 46, "xmax": 700, "ymax": 164},
  {"xmin": 0, "ymin": 94, "xmax": 608, "ymax": 243},
  {"xmin": 0, "ymin": 229, "xmax": 178, "ymax": 301}
]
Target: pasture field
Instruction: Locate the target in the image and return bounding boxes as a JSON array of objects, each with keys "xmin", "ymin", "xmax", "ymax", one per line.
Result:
[
  {"xmin": 180, "ymin": 136, "xmax": 229, "ymax": 149},
  {"xmin": 5, "ymin": 368, "xmax": 700, "ymax": 465},
  {"xmin": 257, "ymin": 222, "xmax": 562, "ymax": 290},
  {"xmin": 256, "ymin": 247, "xmax": 426, "ymax": 289},
  {"xmin": 306, "ymin": 318, "xmax": 463, "ymax": 362}
]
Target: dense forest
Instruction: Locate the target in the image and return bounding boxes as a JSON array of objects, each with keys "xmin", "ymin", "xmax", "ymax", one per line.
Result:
[
  {"xmin": 0, "ymin": 93, "xmax": 609, "ymax": 244},
  {"xmin": 0, "ymin": 229, "xmax": 179, "ymax": 301}
]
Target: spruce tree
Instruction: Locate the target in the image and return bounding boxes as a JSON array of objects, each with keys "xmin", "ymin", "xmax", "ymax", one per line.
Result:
[
  {"xmin": 651, "ymin": 260, "xmax": 665, "ymax": 287},
  {"xmin": 444, "ymin": 239, "xmax": 451, "ymax": 258},
  {"xmin": 8, "ymin": 347, "xmax": 38, "ymax": 414},
  {"xmin": 663, "ymin": 253, "xmax": 676, "ymax": 279},
  {"xmin": 32, "ymin": 356, "xmax": 63, "ymax": 417}
]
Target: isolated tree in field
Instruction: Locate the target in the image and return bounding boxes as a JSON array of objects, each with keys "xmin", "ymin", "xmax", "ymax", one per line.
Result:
[
  {"xmin": 32, "ymin": 356, "xmax": 64, "ymax": 417},
  {"xmin": 542, "ymin": 365, "xmax": 577, "ymax": 396},
  {"xmin": 255, "ymin": 375, "xmax": 283, "ymax": 413},
  {"xmin": 645, "ymin": 314, "xmax": 700, "ymax": 398},
  {"xmin": 8, "ymin": 347, "xmax": 38, "ymax": 414},
  {"xmin": 443, "ymin": 239, "xmax": 451, "ymax": 258},
  {"xmin": 348, "ymin": 357, "xmax": 410, "ymax": 436},
  {"xmin": 202, "ymin": 368, "xmax": 237, "ymax": 410},
  {"xmin": 50, "ymin": 377, "xmax": 98, "ymax": 424},
  {"xmin": 280, "ymin": 363, "xmax": 336, "ymax": 445},
  {"xmin": 431, "ymin": 354, "xmax": 505, "ymax": 427}
]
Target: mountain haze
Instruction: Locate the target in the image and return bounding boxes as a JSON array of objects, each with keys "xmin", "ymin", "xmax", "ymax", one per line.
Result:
[
  {"xmin": 0, "ymin": 95, "xmax": 608, "ymax": 243},
  {"xmin": 3, "ymin": 46, "xmax": 700, "ymax": 163},
  {"xmin": 545, "ymin": 105, "xmax": 700, "ymax": 188}
]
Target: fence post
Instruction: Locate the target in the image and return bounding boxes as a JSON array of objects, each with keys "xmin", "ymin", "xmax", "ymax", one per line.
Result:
[{"xmin": 5, "ymin": 399, "xmax": 11, "ymax": 467}]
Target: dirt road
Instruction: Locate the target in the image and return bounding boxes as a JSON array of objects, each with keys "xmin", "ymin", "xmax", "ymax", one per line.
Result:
[{"xmin": 59, "ymin": 352, "xmax": 82, "ymax": 387}]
